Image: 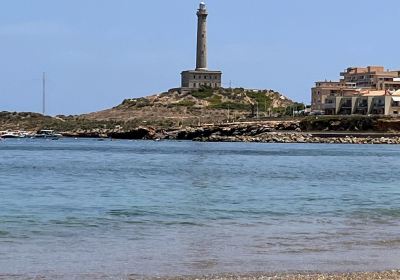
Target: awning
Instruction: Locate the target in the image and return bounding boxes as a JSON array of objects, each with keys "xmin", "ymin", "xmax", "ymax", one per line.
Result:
[{"xmin": 392, "ymin": 96, "xmax": 400, "ymax": 102}]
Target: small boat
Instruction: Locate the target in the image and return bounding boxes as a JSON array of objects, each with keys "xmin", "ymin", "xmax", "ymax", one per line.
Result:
[
  {"xmin": 1, "ymin": 132, "xmax": 21, "ymax": 139},
  {"xmin": 33, "ymin": 130, "xmax": 62, "ymax": 140}
]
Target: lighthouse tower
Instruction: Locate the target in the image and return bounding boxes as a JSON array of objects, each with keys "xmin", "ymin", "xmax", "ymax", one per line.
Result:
[
  {"xmin": 196, "ymin": 2, "xmax": 208, "ymax": 70},
  {"xmin": 181, "ymin": 2, "xmax": 222, "ymax": 91}
]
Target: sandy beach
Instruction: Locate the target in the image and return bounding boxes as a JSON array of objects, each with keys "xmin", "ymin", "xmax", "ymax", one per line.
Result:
[
  {"xmin": 2, "ymin": 271, "xmax": 400, "ymax": 280},
  {"xmin": 160, "ymin": 270, "xmax": 400, "ymax": 280}
]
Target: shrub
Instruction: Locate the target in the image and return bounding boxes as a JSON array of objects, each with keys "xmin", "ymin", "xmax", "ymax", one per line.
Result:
[
  {"xmin": 209, "ymin": 101, "xmax": 250, "ymax": 111},
  {"xmin": 190, "ymin": 87, "xmax": 214, "ymax": 99}
]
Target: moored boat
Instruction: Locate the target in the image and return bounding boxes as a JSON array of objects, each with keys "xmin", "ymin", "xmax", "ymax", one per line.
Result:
[
  {"xmin": 1, "ymin": 133, "xmax": 19, "ymax": 139},
  {"xmin": 0, "ymin": 131, "xmax": 26, "ymax": 138},
  {"xmin": 0, "ymin": 130, "xmax": 33, "ymax": 138},
  {"xmin": 33, "ymin": 130, "xmax": 62, "ymax": 140}
]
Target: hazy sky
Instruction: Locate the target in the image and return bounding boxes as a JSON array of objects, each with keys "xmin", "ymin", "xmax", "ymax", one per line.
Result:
[{"xmin": 1, "ymin": 0, "xmax": 399, "ymax": 115}]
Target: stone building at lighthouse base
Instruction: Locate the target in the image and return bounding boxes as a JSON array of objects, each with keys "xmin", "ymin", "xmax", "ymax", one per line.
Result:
[{"xmin": 181, "ymin": 70, "xmax": 222, "ymax": 90}]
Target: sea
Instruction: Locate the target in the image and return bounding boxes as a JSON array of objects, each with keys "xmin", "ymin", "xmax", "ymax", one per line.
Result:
[{"xmin": 1, "ymin": 139, "xmax": 400, "ymax": 279}]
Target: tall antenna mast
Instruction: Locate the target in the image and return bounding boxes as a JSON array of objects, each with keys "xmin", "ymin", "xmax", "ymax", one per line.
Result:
[{"xmin": 42, "ymin": 72, "xmax": 46, "ymax": 115}]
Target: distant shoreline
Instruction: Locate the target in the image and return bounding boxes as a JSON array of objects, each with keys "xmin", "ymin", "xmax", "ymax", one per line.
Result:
[
  {"xmin": 4, "ymin": 131, "xmax": 400, "ymax": 145},
  {"xmin": 3, "ymin": 112, "xmax": 400, "ymax": 144}
]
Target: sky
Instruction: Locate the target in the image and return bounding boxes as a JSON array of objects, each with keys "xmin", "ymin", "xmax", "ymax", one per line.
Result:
[{"xmin": 0, "ymin": 0, "xmax": 399, "ymax": 115}]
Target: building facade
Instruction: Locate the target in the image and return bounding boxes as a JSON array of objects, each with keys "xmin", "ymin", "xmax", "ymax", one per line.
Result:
[
  {"xmin": 181, "ymin": 2, "xmax": 222, "ymax": 91},
  {"xmin": 312, "ymin": 66, "xmax": 400, "ymax": 116},
  {"xmin": 340, "ymin": 66, "xmax": 400, "ymax": 90},
  {"xmin": 323, "ymin": 91, "xmax": 400, "ymax": 116}
]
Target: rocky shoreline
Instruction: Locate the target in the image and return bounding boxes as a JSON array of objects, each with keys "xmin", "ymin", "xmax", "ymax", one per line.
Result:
[
  {"xmin": 3, "ymin": 117, "xmax": 400, "ymax": 144},
  {"xmin": 58, "ymin": 121, "xmax": 400, "ymax": 145},
  {"xmin": 193, "ymin": 132, "xmax": 400, "ymax": 144}
]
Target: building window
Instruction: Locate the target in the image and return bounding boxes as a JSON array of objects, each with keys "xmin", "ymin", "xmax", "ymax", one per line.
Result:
[{"xmin": 193, "ymin": 83, "xmax": 196, "ymax": 87}]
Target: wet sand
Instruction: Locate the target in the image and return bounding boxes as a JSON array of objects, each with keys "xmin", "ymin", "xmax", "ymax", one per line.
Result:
[
  {"xmin": 158, "ymin": 270, "xmax": 400, "ymax": 280},
  {"xmin": 2, "ymin": 271, "xmax": 400, "ymax": 279}
]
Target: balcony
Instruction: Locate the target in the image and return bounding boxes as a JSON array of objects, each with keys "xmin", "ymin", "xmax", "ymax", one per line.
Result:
[
  {"xmin": 341, "ymin": 100, "xmax": 352, "ymax": 108},
  {"xmin": 324, "ymin": 103, "xmax": 336, "ymax": 109}
]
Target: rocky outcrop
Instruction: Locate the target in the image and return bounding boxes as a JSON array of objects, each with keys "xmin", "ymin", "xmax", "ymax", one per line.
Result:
[
  {"xmin": 108, "ymin": 127, "xmax": 157, "ymax": 140},
  {"xmin": 82, "ymin": 87, "xmax": 296, "ymax": 125},
  {"xmin": 174, "ymin": 121, "xmax": 301, "ymax": 140},
  {"xmin": 57, "ymin": 120, "xmax": 400, "ymax": 144},
  {"xmin": 299, "ymin": 116, "xmax": 378, "ymax": 131},
  {"xmin": 193, "ymin": 132, "xmax": 400, "ymax": 145},
  {"xmin": 61, "ymin": 127, "xmax": 161, "ymax": 140},
  {"xmin": 4, "ymin": 110, "xmax": 400, "ymax": 144}
]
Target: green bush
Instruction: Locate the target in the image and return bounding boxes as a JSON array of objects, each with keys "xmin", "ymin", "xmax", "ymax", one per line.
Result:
[
  {"xmin": 209, "ymin": 101, "xmax": 250, "ymax": 111},
  {"xmin": 207, "ymin": 95, "xmax": 222, "ymax": 105},
  {"xmin": 190, "ymin": 87, "xmax": 214, "ymax": 99},
  {"xmin": 176, "ymin": 100, "xmax": 196, "ymax": 107},
  {"xmin": 246, "ymin": 92, "xmax": 273, "ymax": 112}
]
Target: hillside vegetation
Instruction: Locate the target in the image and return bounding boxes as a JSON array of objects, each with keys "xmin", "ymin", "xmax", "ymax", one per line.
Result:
[
  {"xmin": 82, "ymin": 87, "xmax": 298, "ymax": 127},
  {"xmin": 0, "ymin": 87, "xmax": 302, "ymax": 134}
]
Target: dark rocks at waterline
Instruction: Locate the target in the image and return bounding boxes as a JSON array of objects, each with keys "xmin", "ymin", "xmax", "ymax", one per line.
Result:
[
  {"xmin": 61, "ymin": 127, "xmax": 162, "ymax": 140},
  {"xmin": 299, "ymin": 116, "xmax": 377, "ymax": 131},
  {"xmin": 108, "ymin": 127, "xmax": 157, "ymax": 140},
  {"xmin": 59, "ymin": 122, "xmax": 301, "ymax": 140},
  {"xmin": 299, "ymin": 116, "xmax": 400, "ymax": 132},
  {"xmin": 58, "ymin": 122, "xmax": 400, "ymax": 144},
  {"xmin": 193, "ymin": 133, "xmax": 400, "ymax": 145},
  {"xmin": 175, "ymin": 121, "xmax": 301, "ymax": 140}
]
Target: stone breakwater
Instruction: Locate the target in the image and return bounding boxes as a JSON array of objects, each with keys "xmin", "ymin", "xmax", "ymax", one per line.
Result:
[
  {"xmin": 171, "ymin": 122, "xmax": 400, "ymax": 144},
  {"xmin": 193, "ymin": 132, "xmax": 400, "ymax": 144},
  {"xmin": 59, "ymin": 121, "xmax": 400, "ymax": 144}
]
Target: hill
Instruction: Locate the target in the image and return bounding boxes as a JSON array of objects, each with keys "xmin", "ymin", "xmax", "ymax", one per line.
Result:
[
  {"xmin": 0, "ymin": 87, "xmax": 301, "ymax": 137},
  {"xmin": 81, "ymin": 87, "xmax": 297, "ymax": 127}
]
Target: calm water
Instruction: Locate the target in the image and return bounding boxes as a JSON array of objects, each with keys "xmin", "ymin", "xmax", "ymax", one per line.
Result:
[{"xmin": 1, "ymin": 139, "xmax": 400, "ymax": 279}]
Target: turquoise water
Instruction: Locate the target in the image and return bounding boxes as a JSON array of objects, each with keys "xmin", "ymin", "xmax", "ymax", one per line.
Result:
[{"xmin": 1, "ymin": 139, "xmax": 400, "ymax": 279}]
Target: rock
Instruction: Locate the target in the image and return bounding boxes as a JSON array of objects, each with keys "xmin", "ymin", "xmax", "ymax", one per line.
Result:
[{"xmin": 108, "ymin": 127, "xmax": 154, "ymax": 140}]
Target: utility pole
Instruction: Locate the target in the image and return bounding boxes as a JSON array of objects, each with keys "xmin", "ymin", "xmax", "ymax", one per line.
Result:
[
  {"xmin": 265, "ymin": 99, "xmax": 267, "ymax": 117},
  {"xmin": 257, "ymin": 102, "xmax": 259, "ymax": 119},
  {"xmin": 42, "ymin": 72, "xmax": 46, "ymax": 115}
]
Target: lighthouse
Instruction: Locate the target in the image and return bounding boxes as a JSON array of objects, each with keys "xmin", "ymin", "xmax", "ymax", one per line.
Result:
[
  {"xmin": 181, "ymin": 2, "xmax": 222, "ymax": 91},
  {"xmin": 196, "ymin": 2, "xmax": 208, "ymax": 70}
]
